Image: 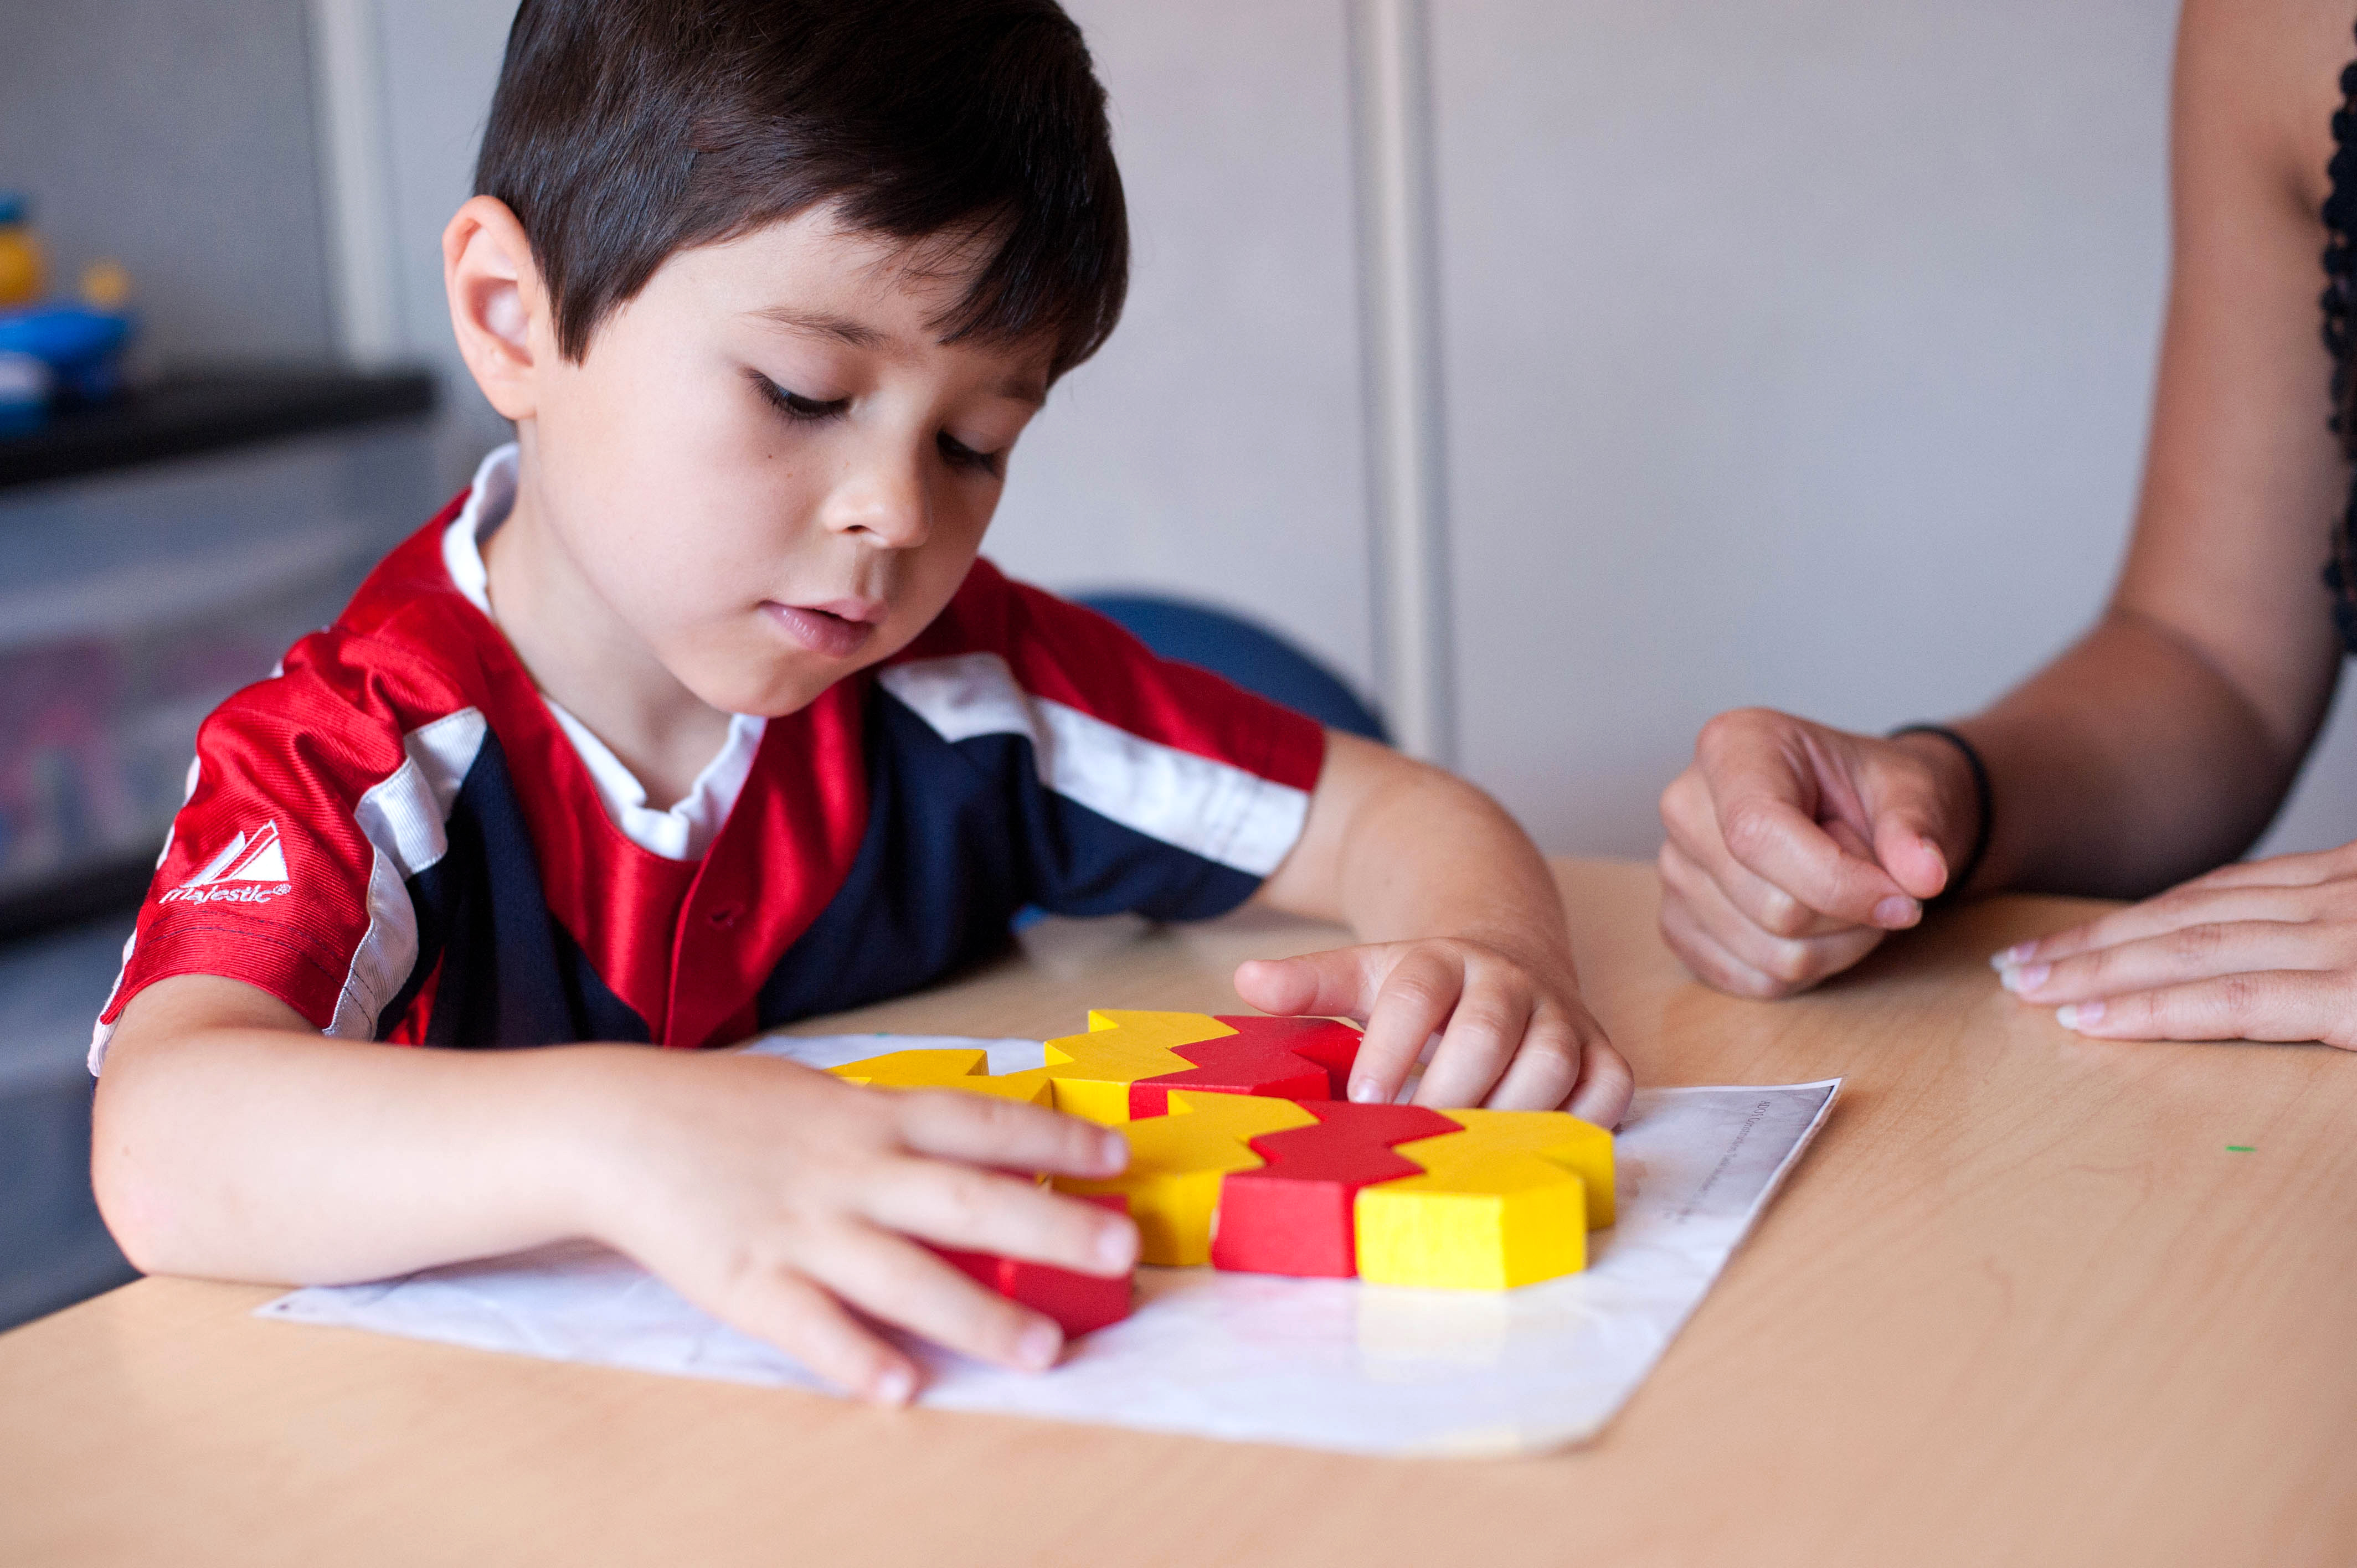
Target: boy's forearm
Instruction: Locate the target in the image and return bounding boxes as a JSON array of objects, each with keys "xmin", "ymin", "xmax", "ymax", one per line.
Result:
[
  {"xmin": 1263, "ymin": 734, "xmax": 1571, "ymax": 963},
  {"xmin": 94, "ymin": 1021, "xmax": 632, "ymax": 1285},
  {"xmin": 1341, "ymin": 772, "xmax": 1568, "ymax": 961}
]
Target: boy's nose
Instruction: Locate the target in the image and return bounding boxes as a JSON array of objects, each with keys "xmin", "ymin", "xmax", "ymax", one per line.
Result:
[{"xmin": 819, "ymin": 458, "xmax": 931, "ymax": 550}]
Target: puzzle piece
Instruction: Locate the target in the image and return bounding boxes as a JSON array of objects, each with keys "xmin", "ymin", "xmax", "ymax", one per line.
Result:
[
  {"xmin": 824, "ymin": 1022, "xmax": 1618, "ymax": 1292},
  {"xmin": 1057, "ymin": 1090, "xmax": 1318, "ymax": 1265},
  {"xmin": 1211, "ymin": 1102, "xmax": 1459, "ymax": 1277},
  {"xmin": 1353, "ymin": 1110, "xmax": 1616, "ymax": 1290},
  {"xmin": 929, "ymin": 1193, "xmax": 1134, "ymax": 1337},
  {"xmin": 827, "ymin": 1012, "xmax": 1363, "ymax": 1124},
  {"xmin": 1128, "ymin": 1014, "xmax": 1366, "ymax": 1116},
  {"xmin": 1036, "ymin": 1010, "xmax": 1227, "ymax": 1124},
  {"xmin": 826, "ymin": 1048, "xmax": 1053, "ymax": 1105}
]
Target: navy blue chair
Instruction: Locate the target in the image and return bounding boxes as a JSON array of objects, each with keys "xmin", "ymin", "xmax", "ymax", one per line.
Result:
[{"xmin": 1078, "ymin": 592, "xmax": 1388, "ymax": 742}]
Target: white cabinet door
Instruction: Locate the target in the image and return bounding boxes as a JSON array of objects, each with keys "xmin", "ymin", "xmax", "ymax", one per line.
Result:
[{"xmin": 1431, "ymin": 0, "xmax": 2188, "ymax": 853}]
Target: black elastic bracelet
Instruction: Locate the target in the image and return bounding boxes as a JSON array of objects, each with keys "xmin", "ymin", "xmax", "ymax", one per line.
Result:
[{"xmin": 1887, "ymin": 724, "xmax": 1993, "ymax": 902}]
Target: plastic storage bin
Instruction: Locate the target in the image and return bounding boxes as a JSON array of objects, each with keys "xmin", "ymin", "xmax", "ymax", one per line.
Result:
[{"xmin": 0, "ymin": 425, "xmax": 440, "ymax": 919}]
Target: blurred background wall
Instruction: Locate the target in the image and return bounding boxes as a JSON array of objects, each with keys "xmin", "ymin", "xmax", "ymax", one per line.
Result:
[{"xmin": 294, "ymin": 0, "xmax": 2357, "ymax": 861}]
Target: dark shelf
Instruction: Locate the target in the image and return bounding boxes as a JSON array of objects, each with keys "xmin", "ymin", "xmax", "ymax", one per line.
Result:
[{"xmin": 0, "ymin": 365, "xmax": 437, "ymax": 492}]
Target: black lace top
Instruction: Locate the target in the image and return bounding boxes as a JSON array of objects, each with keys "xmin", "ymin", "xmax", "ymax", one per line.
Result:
[{"xmin": 2322, "ymin": 55, "xmax": 2357, "ymax": 650}]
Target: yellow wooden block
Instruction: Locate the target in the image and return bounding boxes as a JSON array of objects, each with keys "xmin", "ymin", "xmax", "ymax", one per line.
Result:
[
  {"xmin": 1354, "ymin": 1110, "xmax": 1616, "ymax": 1290},
  {"xmin": 1035, "ymin": 1009, "xmax": 1235, "ymax": 1125},
  {"xmin": 1058, "ymin": 1089, "xmax": 1316, "ymax": 1265},
  {"xmin": 826, "ymin": 1049, "xmax": 1054, "ymax": 1105}
]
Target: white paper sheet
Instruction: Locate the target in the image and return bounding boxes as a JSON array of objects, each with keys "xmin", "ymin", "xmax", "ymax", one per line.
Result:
[{"xmin": 258, "ymin": 1037, "xmax": 1839, "ymax": 1456}]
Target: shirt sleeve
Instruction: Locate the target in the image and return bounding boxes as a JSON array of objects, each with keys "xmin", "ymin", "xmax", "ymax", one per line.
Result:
[
  {"xmin": 90, "ymin": 632, "xmax": 446, "ymax": 1071},
  {"xmin": 875, "ymin": 560, "xmax": 1330, "ymax": 921}
]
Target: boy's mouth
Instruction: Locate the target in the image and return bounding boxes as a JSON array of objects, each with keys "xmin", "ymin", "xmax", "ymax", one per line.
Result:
[{"xmin": 761, "ymin": 597, "xmax": 883, "ymax": 659}]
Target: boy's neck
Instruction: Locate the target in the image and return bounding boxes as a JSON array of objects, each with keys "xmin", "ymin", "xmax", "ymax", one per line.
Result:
[{"xmin": 481, "ymin": 441, "xmax": 734, "ymax": 811}]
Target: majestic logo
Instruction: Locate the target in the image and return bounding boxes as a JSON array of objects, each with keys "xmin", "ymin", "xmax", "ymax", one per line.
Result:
[{"xmin": 159, "ymin": 821, "xmax": 294, "ymax": 906}]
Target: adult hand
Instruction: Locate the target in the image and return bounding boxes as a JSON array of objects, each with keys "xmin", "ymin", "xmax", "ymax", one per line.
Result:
[
  {"xmin": 1656, "ymin": 708, "xmax": 1980, "ymax": 997},
  {"xmin": 1992, "ymin": 842, "xmax": 2357, "ymax": 1046}
]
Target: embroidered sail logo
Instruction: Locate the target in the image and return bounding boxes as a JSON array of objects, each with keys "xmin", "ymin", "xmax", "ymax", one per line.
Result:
[{"xmin": 161, "ymin": 822, "xmax": 294, "ymax": 905}]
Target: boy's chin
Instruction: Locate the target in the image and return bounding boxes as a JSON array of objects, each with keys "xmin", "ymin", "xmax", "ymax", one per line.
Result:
[{"xmin": 672, "ymin": 654, "xmax": 856, "ymax": 721}]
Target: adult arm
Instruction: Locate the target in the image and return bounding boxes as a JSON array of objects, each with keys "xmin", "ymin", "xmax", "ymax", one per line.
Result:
[{"xmin": 1659, "ymin": 0, "xmax": 2353, "ymax": 997}]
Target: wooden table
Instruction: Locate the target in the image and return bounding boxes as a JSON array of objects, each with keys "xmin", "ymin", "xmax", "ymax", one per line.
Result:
[{"xmin": 6, "ymin": 860, "xmax": 2355, "ymax": 1567}]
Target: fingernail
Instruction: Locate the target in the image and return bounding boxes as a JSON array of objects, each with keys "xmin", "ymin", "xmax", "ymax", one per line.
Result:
[
  {"xmin": 1017, "ymin": 1321, "xmax": 1063, "ymax": 1370},
  {"xmin": 2056, "ymin": 1000, "xmax": 2103, "ymax": 1031},
  {"xmin": 1348, "ymin": 1076, "xmax": 1383, "ymax": 1104},
  {"xmin": 1097, "ymin": 1224, "xmax": 1135, "ymax": 1272},
  {"xmin": 1097, "ymin": 1131, "xmax": 1128, "ymax": 1173},
  {"xmin": 1998, "ymin": 962, "xmax": 2049, "ymax": 995},
  {"xmin": 1990, "ymin": 942, "xmax": 2035, "ymax": 969},
  {"xmin": 872, "ymin": 1366, "xmax": 914, "ymax": 1406},
  {"xmin": 1873, "ymin": 896, "xmax": 1919, "ymax": 929}
]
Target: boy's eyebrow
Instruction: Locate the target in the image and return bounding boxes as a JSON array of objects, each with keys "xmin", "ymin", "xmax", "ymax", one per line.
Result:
[
  {"xmin": 754, "ymin": 305, "xmax": 1049, "ymax": 407},
  {"xmin": 995, "ymin": 375, "xmax": 1049, "ymax": 409},
  {"xmin": 752, "ymin": 306, "xmax": 891, "ymax": 348}
]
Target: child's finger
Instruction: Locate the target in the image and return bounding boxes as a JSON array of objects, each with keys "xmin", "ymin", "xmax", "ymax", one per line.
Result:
[
  {"xmin": 1473, "ymin": 1007, "xmax": 1584, "ymax": 1111},
  {"xmin": 1411, "ymin": 974, "xmax": 1534, "ymax": 1108},
  {"xmin": 1348, "ymin": 947, "xmax": 1464, "ymax": 1103},
  {"xmin": 708, "ymin": 1262, "xmax": 920, "ymax": 1405},
  {"xmin": 862, "ymin": 1159, "xmax": 1137, "ymax": 1277},
  {"xmin": 1562, "ymin": 1034, "xmax": 1635, "ymax": 1127},
  {"xmin": 809, "ymin": 1220, "xmax": 1067, "ymax": 1373},
  {"xmin": 894, "ymin": 1088, "xmax": 1128, "ymax": 1179},
  {"xmin": 1232, "ymin": 947, "xmax": 1383, "ymax": 1022}
]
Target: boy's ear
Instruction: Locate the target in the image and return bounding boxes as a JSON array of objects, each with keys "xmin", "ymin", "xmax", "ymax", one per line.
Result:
[{"xmin": 442, "ymin": 195, "xmax": 550, "ymax": 422}]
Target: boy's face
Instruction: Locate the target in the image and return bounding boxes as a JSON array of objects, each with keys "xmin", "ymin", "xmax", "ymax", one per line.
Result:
[{"xmin": 521, "ymin": 207, "xmax": 1052, "ymax": 718}]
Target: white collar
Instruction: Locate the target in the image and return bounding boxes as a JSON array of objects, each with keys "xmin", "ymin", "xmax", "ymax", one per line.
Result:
[{"xmin": 440, "ymin": 443, "xmax": 766, "ymax": 862}]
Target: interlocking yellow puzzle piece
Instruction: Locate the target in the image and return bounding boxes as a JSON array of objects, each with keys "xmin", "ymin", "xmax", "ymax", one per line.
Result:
[
  {"xmin": 1056, "ymin": 1089, "xmax": 1318, "ymax": 1265},
  {"xmin": 1353, "ymin": 1110, "xmax": 1615, "ymax": 1290},
  {"xmin": 824, "ymin": 1048, "xmax": 1053, "ymax": 1104},
  {"xmin": 1033, "ymin": 1009, "xmax": 1234, "ymax": 1124}
]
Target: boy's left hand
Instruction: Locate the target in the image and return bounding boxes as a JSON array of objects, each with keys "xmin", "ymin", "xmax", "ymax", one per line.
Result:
[{"xmin": 1235, "ymin": 936, "xmax": 1632, "ymax": 1122}]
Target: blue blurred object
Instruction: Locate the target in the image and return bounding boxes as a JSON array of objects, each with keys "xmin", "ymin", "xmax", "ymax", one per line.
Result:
[
  {"xmin": 1079, "ymin": 592, "xmax": 1388, "ymax": 742},
  {"xmin": 0, "ymin": 303, "xmax": 134, "ymax": 410}
]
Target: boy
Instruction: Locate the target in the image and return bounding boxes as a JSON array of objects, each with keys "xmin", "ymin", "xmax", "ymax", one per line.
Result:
[{"xmin": 90, "ymin": 0, "xmax": 1630, "ymax": 1404}]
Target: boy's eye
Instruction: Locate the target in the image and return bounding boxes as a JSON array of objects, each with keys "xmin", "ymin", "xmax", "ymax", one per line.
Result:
[
  {"xmin": 750, "ymin": 372, "xmax": 847, "ymax": 422},
  {"xmin": 937, "ymin": 431, "xmax": 1003, "ymax": 478}
]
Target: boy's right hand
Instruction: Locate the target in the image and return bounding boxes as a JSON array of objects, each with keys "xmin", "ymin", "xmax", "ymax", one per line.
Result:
[
  {"xmin": 582, "ymin": 1050, "xmax": 1135, "ymax": 1405},
  {"xmin": 1656, "ymin": 708, "xmax": 1979, "ymax": 997}
]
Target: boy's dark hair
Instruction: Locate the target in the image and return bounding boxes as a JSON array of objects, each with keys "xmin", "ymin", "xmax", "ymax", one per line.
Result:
[{"xmin": 475, "ymin": 0, "xmax": 1128, "ymax": 378}]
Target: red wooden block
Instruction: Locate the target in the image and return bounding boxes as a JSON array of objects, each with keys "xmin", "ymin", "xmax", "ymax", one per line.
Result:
[
  {"xmin": 929, "ymin": 1193, "xmax": 1135, "ymax": 1338},
  {"xmin": 1126, "ymin": 1014, "xmax": 1367, "ymax": 1117},
  {"xmin": 1210, "ymin": 1102, "xmax": 1459, "ymax": 1277},
  {"xmin": 1218, "ymin": 1015, "xmax": 1364, "ymax": 1098}
]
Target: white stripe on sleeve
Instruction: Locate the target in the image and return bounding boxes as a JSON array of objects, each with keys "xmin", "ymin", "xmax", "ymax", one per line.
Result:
[
  {"xmin": 878, "ymin": 653, "xmax": 1310, "ymax": 878},
  {"xmin": 327, "ymin": 708, "xmax": 489, "ymax": 1040}
]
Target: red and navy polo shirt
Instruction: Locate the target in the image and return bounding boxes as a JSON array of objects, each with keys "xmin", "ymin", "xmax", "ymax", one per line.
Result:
[{"xmin": 91, "ymin": 451, "xmax": 1325, "ymax": 1065}]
